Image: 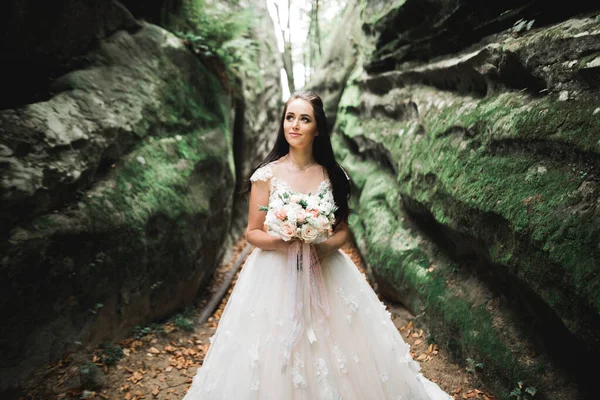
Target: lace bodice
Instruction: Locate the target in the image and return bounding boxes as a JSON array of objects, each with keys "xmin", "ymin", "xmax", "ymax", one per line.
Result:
[
  {"xmin": 250, "ymin": 162, "xmax": 334, "ymax": 199},
  {"xmin": 250, "ymin": 162, "xmax": 335, "ymax": 243}
]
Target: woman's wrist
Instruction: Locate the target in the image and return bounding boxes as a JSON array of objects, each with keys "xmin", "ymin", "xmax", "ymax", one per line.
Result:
[
  {"xmin": 267, "ymin": 237, "xmax": 336, "ymax": 254},
  {"xmin": 315, "ymin": 242, "xmax": 331, "ymax": 259},
  {"xmin": 273, "ymin": 236, "xmax": 295, "ymax": 252},
  {"xmin": 272, "ymin": 236, "xmax": 284, "ymax": 252}
]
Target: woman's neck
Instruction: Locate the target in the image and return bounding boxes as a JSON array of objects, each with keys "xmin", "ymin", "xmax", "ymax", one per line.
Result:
[{"xmin": 286, "ymin": 148, "xmax": 315, "ymax": 169}]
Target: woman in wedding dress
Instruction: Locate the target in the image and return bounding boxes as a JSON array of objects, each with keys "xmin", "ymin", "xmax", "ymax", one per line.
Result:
[{"xmin": 182, "ymin": 91, "xmax": 452, "ymax": 399}]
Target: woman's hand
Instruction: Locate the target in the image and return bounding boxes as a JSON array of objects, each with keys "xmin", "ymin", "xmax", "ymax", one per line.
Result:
[
  {"xmin": 274, "ymin": 237, "xmax": 298, "ymax": 253},
  {"xmin": 313, "ymin": 242, "xmax": 330, "ymax": 262},
  {"xmin": 271, "ymin": 238, "xmax": 334, "ymax": 261},
  {"xmin": 311, "ymin": 221, "xmax": 351, "ymax": 261}
]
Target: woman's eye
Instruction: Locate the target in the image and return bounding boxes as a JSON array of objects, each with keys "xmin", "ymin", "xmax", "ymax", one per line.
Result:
[{"xmin": 302, "ymin": 117, "xmax": 309, "ymax": 122}]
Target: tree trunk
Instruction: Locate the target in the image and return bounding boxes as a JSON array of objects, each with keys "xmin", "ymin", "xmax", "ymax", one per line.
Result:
[
  {"xmin": 274, "ymin": 0, "xmax": 295, "ymax": 94},
  {"xmin": 282, "ymin": 41, "xmax": 295, "ymax": 94},
  {"xmin": 315, "ymin": 0, "xmax": 322, "ymax": 56}
]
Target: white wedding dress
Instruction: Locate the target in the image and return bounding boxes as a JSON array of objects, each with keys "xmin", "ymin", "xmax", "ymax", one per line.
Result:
[{"xmin": 182, "ymin": 163, "xmax": 452, "ymax": 400}]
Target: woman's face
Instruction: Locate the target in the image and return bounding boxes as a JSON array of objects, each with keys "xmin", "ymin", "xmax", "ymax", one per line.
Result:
[{"xmin": 283, "ymin": 98, "xmax": 318, "ymax": 150}]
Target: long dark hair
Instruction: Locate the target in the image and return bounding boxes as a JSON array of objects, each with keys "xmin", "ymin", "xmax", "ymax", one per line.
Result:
[{"xmin": 247, "ymin": 91, "xmax": 351, "ymax": 227}]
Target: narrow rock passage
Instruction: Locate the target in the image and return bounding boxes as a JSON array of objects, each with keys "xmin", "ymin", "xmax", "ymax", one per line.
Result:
[{"xmin": 21, "ymin": 237, "xmax": 496, "ymax": 400}]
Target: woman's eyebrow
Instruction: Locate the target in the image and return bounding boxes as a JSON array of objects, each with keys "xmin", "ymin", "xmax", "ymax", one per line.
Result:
[{"xmin": 286, "ymin": 112, "xmax": 312, "ymax": 117}]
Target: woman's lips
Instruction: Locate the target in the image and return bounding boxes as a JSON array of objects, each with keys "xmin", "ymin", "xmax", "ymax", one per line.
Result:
[{"xmin": 289, "ymin": 132, "xmax": 301, "ymax": 137}]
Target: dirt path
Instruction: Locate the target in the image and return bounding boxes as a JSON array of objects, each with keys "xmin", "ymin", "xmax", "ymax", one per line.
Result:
[{"xmin": 21, "ymin": 238, "xmax": 495, "ymax": 400}]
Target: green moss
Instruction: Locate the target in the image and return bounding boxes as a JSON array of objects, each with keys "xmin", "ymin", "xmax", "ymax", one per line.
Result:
[
  {"xmin": 84, "ymin": 130, "xmax": 225, "ymax": 230},
  {"xmin": 338, "ymin": 147, "xmax": 536, "ymax": 399},
  {"xmin": 333, "ymin": 74, "xmax": 600, "ymax": 396},
  {"xmin": 510, "ymin": 97, "xmax": 600, "ymax": 152},
  {"xmin": 76, "ymin": 57, "xmax": 234, "ymax": 232},
  {"xmin": 337, "ymin": 87, "xmax": 600, "ymax": 327}
]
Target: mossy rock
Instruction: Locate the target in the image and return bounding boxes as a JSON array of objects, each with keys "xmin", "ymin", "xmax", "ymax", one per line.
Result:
[{"xmin": 0, "ymin": 23, "xmax": 235, "ymax": 389}]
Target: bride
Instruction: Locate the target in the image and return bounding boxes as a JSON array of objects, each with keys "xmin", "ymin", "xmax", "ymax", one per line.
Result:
[{"xmin": 182, "ymin": 91, "xmax": 452, "ymax": 399}]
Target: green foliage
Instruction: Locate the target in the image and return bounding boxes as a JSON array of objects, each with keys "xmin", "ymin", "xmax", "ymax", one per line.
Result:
[
  {"xmin": 173, "ymin": 0, "xmax": 263, "ymax": 88},
  {"xmin": 171, "ymin": 308, "xmax": 196, "ymax": 331},
  {"xmin": 79, "ymin": 361, "xmax": 98, "ymax": 376},
  {"xmin": 132, "ymin": 323, "xmax": 166, "ymax": 340},
  {"xmin": 181, "ymin": 306, "xmax": 196, "ymax": 319},
  {"xmin": 89, "ymin": 302, "xmax": 103, "ymax": 315},
  {"xmin": 466, "ymin": 357, "xmax": 485, "ymax": 374},
  {"xmin": 510, "ymin": 381, "xmax": 537, "ymax": 399},
  {"xmin": 99, "ymin": 342, "xmax": 124, "ymax": 366}
]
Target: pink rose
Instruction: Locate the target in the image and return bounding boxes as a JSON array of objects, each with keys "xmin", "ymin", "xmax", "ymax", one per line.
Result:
[
  {"xmin": 280, "ymin": 221, "xmax": 296, "ymax": 241},
  {"xmin": 275, "ymin": 209, "xmax": 287, "ymax": 221},
  {"xmin": 318, "ymin": 215, "xmax": 329, "ymax": 228},
  {"xmin": 296, "ymin": 209, "xmax": 307, "ymax": 224},
  {"xmin": 310, "ymin": 209, "xmax": 319, "ymax": 218}
]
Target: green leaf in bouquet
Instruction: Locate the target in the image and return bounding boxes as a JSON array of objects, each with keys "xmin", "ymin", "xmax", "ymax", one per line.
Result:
[{"xmin": 258, "ymin": 205, "xmax": 269, "ymax": 211}]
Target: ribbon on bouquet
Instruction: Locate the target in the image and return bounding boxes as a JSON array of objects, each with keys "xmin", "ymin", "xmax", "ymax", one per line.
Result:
[{"xmin": 281, "ymin": 241, "xmax": 331, "ymax": 373}]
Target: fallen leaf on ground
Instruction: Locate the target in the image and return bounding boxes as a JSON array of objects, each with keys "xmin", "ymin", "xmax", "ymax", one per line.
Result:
[{"xmin": 127, "ymin": 371, "xmax": 144, "ymax": 383}]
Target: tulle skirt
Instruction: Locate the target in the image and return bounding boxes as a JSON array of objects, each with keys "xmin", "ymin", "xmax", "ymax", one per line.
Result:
[{"xmin": 182, "ymin": 247, "xmax": 452, "ymax": 399}]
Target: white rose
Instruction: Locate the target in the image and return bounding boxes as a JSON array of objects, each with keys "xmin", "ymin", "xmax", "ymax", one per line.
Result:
[
  {"xmin": 266, "ymin": 216, "xmax": 283, "ymax": 234},
  {"xmin": 290, "ymin": 194, "xmax": 302, "ymax": 203},
  {"xmin": 318, "ymin": 215, "xmax": 329, "ymax": 229},
  {"xmin": 271, "ymin": 198, "xmax": 284, "ymax": 209},
  {"xmin": 306, "ymin": 196, "xmax": 320, "ymax": 210},
  {"xmin": 284, "ymin": 203, "xmax": 303, "ymax": 224},
  {"xmin": 307, "ymin": 214, "xmax": 322, "ymax": 227},
  {"xmin": 265, "ymin": 212, "xmax": 281, "ymax": 228},
  {"xmin": 300, "ymin": 224, "xmax": 320, "ymax": 243},
  {"xmin": 280, "ymin": 221, "xmax": 297, "ymax": 241},
  {"xmin": 296, "ymin": 209, "xmax": 307, "ymax": 224}
]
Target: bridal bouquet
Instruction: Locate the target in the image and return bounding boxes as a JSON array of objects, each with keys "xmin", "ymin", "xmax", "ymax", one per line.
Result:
[{"xmin": 260, "ymin": 192, "xmax": 337, "ymax": 243}]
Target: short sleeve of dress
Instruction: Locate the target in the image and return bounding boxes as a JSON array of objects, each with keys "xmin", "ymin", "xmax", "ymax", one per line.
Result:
[{"xmin": 250, "ymin": 164, "xmax": 273, "ymax": 182}]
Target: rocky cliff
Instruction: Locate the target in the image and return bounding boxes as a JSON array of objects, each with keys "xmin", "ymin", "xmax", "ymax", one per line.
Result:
[
  {"xmin": 312, "ymin": 0, "xmax": 600, "ymax": 398},
  {"xmin": 0, "ymin": 0, "xmax": 279, "ymax": 391}
]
